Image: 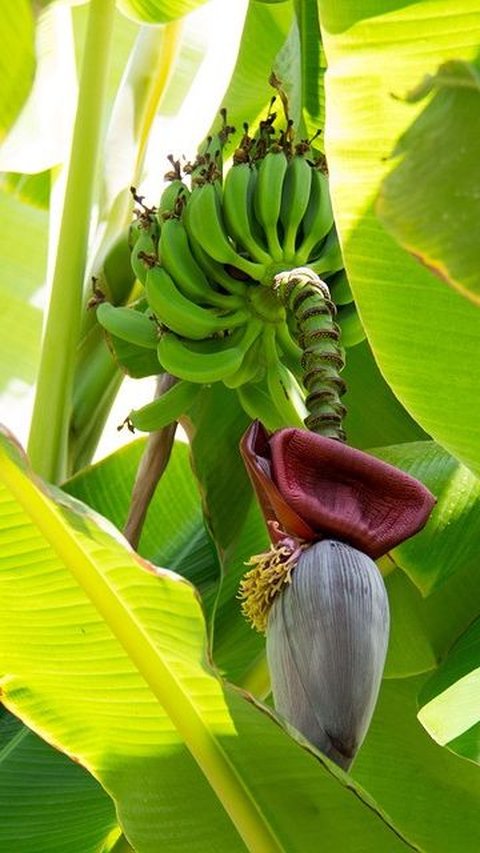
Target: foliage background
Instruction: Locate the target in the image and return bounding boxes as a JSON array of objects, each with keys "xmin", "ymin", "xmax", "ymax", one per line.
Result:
[{"xmin": 1, "ymin": 0, "xmax": 480, "ymax": 850}]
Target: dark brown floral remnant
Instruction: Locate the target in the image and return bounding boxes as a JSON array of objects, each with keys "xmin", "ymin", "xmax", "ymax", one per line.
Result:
[{"xmin": 240, "ymin": 421, "xmax": 436, "ymax": 559}]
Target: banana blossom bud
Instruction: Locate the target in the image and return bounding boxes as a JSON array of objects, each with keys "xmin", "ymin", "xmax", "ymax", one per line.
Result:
[{"xmin": 239, "ymin": 421, "xmax": 436, "ymax": 768}]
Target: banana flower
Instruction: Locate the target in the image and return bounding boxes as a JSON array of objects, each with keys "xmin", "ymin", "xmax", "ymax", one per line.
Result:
[{"xmin": 239, "ymin": 421, "xmax": 435, "ymax": 768}]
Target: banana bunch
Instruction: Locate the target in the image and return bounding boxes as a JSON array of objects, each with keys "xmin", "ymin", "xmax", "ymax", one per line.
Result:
[{"xmin": 96, "ymin": 107, "xmax": 364, "ymax": 433}]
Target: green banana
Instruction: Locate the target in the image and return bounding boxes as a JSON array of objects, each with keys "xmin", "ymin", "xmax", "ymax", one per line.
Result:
[
  {"xmin": 157, "ymin": 179, "xmax": 190, "ymax": 222},
  {"xmin": 145, "ymin": 264, "xmax": 248, "ymax": 340},
  {"xmin": 263, "ymin": 324, "xmax": 307, "ymax": 427},
  {"xmin": 329, "ymin": 269, "xmax": 353, "ymax": 305},
  {"xmin": 157, "ymin": 331, "xmax": 245, "ymax": 383},
  {"xmin": 337, "ymin": 301, "xmax": 366, "ymax": 348},
  {"xmin": 96, "ymin": 302, "xmax": 158, "ymax": 349},
  {"xmin": 280, "ymin": 153, "xmax": 312, "ymax": 261},
  {"xmin": 294, "ymin": 168, "xmax": 334, "ymax": 264},
  {"xmin": 254, "ymin": 150, "xmax": 288, "ymax": 261},
  {"xmin": 308, "ymin": 228, "xmax": 344, "ymax": 276},
  {"xmin": 275, "ymin": 320, "xmax": 303, "ymax": 378},
  {"xmin": 185, "ymin": 182, "xmax": 266, "ymax": 281},
  {"xmin": 222, "ymin": 163, "xmax": 271, "ymax": 264},
  {"xmin": 237, "ymin": 382, "xmax": 288, "ymax": 433},
  {"xmin": 222, "ymin": 321, "xmax": 264, "ymax": 389},
  {"xmin": 188, "ymin": 234, "xmax": 249, "ymax": 297},
  {"xmin": 129, "ymin": 380, "xmax": 202, "ymax": 431},
  {"xmin": 131, "ymin": 229, "xmax": 158, "ymax": 285},
  {"xmin": 158, "ymin": 217, "xmax": 243, "ymax": 310}
]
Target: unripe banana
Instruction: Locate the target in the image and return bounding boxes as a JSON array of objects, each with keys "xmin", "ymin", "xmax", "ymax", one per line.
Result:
[
  {"xmin": 222, "ymin": 323, "xmax": 264, "ymax": 389},
  {"xmin": 145, "ymin": 265, "xmax": 248, "ymax": 341},
  {"xmin": 237, "ymin": 381, "xmax": 290, "ymax": 433},
  {"xmin": 337, "ymin": 302, "xmax": 366, "ymax": 348},
  {"xmin": 294, "ymin": 168, "xmax": 334, "ymax": 264},
  {"xmin": 275, "ymin": 321, "xmax": 303, "ymax": 379},
  {"xmin": 156, "ymin": 179, "xmax": 190, "ymax": 222},
  {"xmin": 185, "ymin": 182, "xmax": 266, "ymax": 281},
  {"xmin": 265, "ymin": 358, "xmax": 307, "ymax": 428},
  {"xmin": 188, "ymin": 234, "xmax": 248, "ymax": 297},
  {"xmin": 267, "ymin": 540, "xmax": 389, "ymax": 770},
  {"xmin": 280, "ymin": 154, "xmax": 312, "ymax": 261},
  {"xmin": 157, "ymin": 331, "xmax": 244, "ymax": 383},
  {"xmin": 158, "ymin": 217, "xmax": 242, "ymax": 310},
  {"xmin": 131, "ymin": 230, "xmax": 158, "ymax": 285},
  {"xmin": 254, "ymin": 150, "xmax": 289, "ymax": 261},
  {"xmin": 308, "ymin": 228, "xmax": 344, "ymax": 276},
  {"xmin": 329, "ymin": 269, "xmax": 353, "ymax": 306},
  {"xmin": 222, "ymin": 163, "xmax": 271, "ymax": 264},
  {"xmin": 263, "ymin": 324, "xmax": 307, "ymax": 427},
  {"xmin": 128, "ymin": 380, "xmax": 202, "ymax": 431},
  {"xmin": 96, "ymin": 302, "xmax": 158, "ymax": 349}
]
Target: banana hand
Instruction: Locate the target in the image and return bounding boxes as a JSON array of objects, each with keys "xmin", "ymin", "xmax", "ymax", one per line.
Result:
[{"xmin": 145, "ymin": 264, "xmax": 248, "ymax": 340}]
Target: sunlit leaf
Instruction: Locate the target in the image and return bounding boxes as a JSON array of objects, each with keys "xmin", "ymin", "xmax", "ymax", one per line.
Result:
[
  {"xmin": 0, "ymin": 707, "xmax": 116, "ymax": 853},
  {"xmin": 213, "ymin": 0, "xmax": 294, "ymax": 139},
  {"xmin": 0, "ymin": 427, "xmax": 415, "ymax": 851},
  {"xmin": 0, "ymin": 190, "xmax": 46, "ymax": 398},
  {"xmin": 116, "ymin": 0, "xmax": 210, "ymax": 24},
  {"xmin": 0, "ymin": 0, "xmax": 35, "ymax": 143},
  {"xmin": 320, "ymin": 2, "xmax": 480, "ymax": 476},
  {"xmin": 418, "ymin": 617, "xmax": 480, "ymax": 762},
  {"xmin": 65, "ymin": 437, "xmax": 220, "ymax": 606},
  {"xmin": 0, "ymin": 3, "xmax": 76, "ymax": 173},
  {"xmin": 1, "ymin": 170, "xmax": 51, "ymax": 209},
  {"xmin": 378, "ymin": 59, "xmax": 480, "ymax": 306}
]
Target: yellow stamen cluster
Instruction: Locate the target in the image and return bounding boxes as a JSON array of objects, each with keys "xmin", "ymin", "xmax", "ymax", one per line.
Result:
[{"xmin": 238, "ymin": 538, "xmax": 308, "ymax": 633}]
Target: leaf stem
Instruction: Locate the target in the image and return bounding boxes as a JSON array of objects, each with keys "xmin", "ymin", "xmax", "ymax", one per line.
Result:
[{"xmin": 28, "ymin": 0, "xmax": 116, "ymax": 483}]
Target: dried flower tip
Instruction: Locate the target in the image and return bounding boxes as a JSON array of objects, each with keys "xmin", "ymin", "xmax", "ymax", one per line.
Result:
[{"xmin": 238, "ymin": 537, "xmax": 308, "ymax": 632}]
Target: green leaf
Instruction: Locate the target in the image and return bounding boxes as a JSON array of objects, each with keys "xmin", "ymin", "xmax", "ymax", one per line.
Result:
[
  {"xmin": 0, "ymin": 427, "xmax": 415, "ymax": 851},
  {"xmin": 372, "ymin": 441, "xmax": 480, "ymax": 595},
  {"xmin": 65, "ymin": 438, "xmax": 220, "ymax": 605},
  {"xmin": 0, "ymin": 3, "xmax": 75, "ymax": 174},
  {"xmin": 418, "ymin": 617, "xmax": 480, "ymax": 760},
  {"xmin": 0, "ymin": 170, "xmax": 51, "ymax": 209},
  {"xmin": 213, "ymin": 1, "xmax": 294, "ymax": 138},
  {"xmin": 0, "ymin": 189, "xmax": 46, "ymax": 392},
  {"xmin": 0, "ymin": 0, "xmax": 35, "ymax": 143},
  {"xmin": 383, "ymin": 568, "xmax": 437, "ymax": 679},
  {"xmin": 186, "ymin": 385, "xmax": 253, "ymax": 556},
  {"xmin": 0, "ymin": 707, "xmax": 116, "ymax": 853},
  {"xmin": 353, "ymin": 675, "xmax": 480, "ymax": 852},
  {"xmin": 116, "ymin": 0, "xmax": 210, "ymax": 24},
  {"xmin": 377, "ymin": 59, "xmax": 480, "ymax": 306},
  {"xmin": 213, "ymin": 500, "xmax": 269, "ymax": 686},
  {"xmin": 320, "ymin": 2, "xmax": 480, "ymax": 476},
  {"xmin": 342, "ymin": 340, "xmax": 428, "ymax": 450}
]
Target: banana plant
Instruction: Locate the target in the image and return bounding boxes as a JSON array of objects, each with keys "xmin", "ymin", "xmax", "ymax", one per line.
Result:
[{"xmin": 1, "ymin": 1, "xmax": 480, "ymax": 851}]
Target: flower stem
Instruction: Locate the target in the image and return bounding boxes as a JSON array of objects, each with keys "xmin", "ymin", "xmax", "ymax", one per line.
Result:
[
  {"xmin": 273, "ymin": 267, "xmax": 347, "ymax": 440},
  {"xmin": 28, "ymin": 0, "xmax": 116, "ymax": 483}
]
